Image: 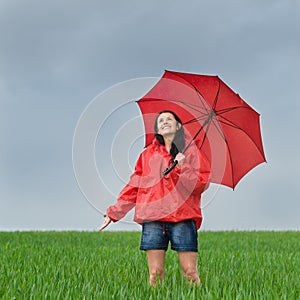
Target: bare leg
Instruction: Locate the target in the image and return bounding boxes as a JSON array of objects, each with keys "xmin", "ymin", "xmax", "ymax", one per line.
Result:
[
  {"xmin": 146, "ymin": 250, "xmax": 166, "ymax": 286},
  {"xmin": 177, "ymin": 251, "xmax": 201, "ymax": 285}
]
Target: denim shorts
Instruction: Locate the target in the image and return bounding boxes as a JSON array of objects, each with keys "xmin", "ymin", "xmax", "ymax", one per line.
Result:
[{"xmin": 140, "ymin": 219, "xmax": 198, "ymax": 252}]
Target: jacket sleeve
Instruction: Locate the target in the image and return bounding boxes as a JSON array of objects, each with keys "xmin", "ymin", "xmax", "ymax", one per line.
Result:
[
  {"xmin": 171, "ymin": 148, "xmax": 211, "ymax": 195},
  {"xmin": 106, "ymin": 154, "xmax": 143, "ymax": 222}
]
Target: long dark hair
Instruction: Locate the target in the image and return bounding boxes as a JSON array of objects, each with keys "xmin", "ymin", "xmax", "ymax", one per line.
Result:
[{"xmin": 154, "ymin": 110, "xmax": 185, "ymax": 160}]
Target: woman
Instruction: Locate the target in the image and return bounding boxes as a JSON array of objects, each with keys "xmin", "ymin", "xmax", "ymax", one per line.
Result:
[{"xmin": 99, "ymin": 110, "xmax": 211, "ymax": 286}]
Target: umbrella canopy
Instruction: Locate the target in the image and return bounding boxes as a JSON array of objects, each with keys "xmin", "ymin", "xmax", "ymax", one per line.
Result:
[{"xmin": 137, "ymin": 70, "xmax": 266, "ymax": 189}]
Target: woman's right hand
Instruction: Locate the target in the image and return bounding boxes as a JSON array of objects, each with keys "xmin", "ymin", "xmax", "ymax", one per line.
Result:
[{"xmin": 98, "ymin": 214, "xmax": 112, "ymax": 231}]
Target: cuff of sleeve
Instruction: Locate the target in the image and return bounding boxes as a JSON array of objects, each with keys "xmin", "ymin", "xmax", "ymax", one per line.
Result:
[{"xmin": 106, "ymin": 209, "xmax": 118, "ymax": 223}]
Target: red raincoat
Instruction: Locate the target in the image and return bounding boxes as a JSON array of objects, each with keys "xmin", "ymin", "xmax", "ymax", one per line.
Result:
[{"xmin": 106, "ymin": 138, "xmax": 211, "ymax": 229}]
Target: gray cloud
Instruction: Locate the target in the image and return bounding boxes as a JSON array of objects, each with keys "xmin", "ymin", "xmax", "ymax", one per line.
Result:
[{"xmin": 0, "ymin": 0, "xmax": 299, "ymax": 230}]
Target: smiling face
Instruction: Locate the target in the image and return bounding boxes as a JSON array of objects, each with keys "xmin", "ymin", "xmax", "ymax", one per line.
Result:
[{"xmin": 156, "ymin": 112, "xmax": 180, "ymax": 139}]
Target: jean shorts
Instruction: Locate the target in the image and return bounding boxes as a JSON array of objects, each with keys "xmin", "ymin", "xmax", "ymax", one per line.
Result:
[{"xmin": 140, "ymin": 219, "xmax": 198, "ymax": 252}]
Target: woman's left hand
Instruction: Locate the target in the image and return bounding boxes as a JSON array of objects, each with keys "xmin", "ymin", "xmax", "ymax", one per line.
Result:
[{"xmin": 175, "ymin": 153, "xmax": 185, "ymax": 167}]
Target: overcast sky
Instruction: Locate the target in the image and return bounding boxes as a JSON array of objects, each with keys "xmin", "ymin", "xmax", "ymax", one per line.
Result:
[{"xmin": 1, "ymin": 0, "xmax": 299, "ymax": 231}]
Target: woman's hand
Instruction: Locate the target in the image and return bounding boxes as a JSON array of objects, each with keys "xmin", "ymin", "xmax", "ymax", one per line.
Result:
[
  {"xmin": 98, "ymin": 214, "xmax": 112, "ymax": 231},
  {"xmin": 175, "ymin": 152, "xmax": 185, "ymax": 167}
]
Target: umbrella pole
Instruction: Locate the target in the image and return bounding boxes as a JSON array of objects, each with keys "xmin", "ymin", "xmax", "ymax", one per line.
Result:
[{"xmin": 162, "ymin": 111, "xmax": 214, "ymax": 176}]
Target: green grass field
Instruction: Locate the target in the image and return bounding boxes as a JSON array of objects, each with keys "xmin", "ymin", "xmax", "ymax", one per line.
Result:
[{"xmin": 0, "ymin": 231, "xmax": 299, "ymax": 299}]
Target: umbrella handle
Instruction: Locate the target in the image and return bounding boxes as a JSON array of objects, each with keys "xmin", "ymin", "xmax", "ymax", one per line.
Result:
[{"xmin": 162, "ymin": 160, "xmax": 178, "ymax": 176}]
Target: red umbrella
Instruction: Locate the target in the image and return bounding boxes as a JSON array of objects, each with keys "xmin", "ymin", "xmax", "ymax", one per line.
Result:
[{"xmin": 137, "ymin": 70, "xmax": 266, "ymax": 189}]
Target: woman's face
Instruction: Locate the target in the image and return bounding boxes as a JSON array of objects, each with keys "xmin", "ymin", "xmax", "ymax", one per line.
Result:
[{"xmin": 156, "ymin": 112, "xmax": 180, "ymax": 138}]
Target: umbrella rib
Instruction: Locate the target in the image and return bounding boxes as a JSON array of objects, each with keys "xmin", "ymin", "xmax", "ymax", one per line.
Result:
[
  {"xmin": 212, "ymin": 78, "xmax": 221, "ymax": 110},
  {"xmin": 217, "ymin": 117, "xmax": 240, "ymax": 129},
  {"xmin": 168, "ymin": 72, "xmax": 212, "ymax": 116},
  {"xmin": 215, "ymin": 105, "xmax": 266, "ymax": 160},
  {"xmin": 217, "ymin": 106, "xmax": 253, "ymax": 115},
  {"xmin": 139, "ymin": 97, "xmax": 208, "ymax": 116},
  {"xmin": 217, "ymin": 115, "xmax": 266, "ymax": 159},
  {"xmin": 207, "ymin": 116, "xmax": 236, "ymax": 188},
  {"xmin": 183, "ymin": 114, "xmax": 210, "ymax": 125}
]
